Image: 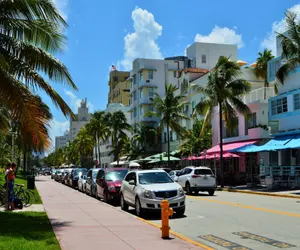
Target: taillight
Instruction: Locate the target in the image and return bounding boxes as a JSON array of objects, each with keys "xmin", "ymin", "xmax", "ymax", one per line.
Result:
[{"xmin": 192, "ymin": 175, "xmax": 200, "ymax": 178}]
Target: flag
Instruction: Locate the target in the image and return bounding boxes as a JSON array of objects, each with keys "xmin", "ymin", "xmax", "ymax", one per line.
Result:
[{"xmin": 112, "ymin": 65, "xmax": 116, "ymax": 70}]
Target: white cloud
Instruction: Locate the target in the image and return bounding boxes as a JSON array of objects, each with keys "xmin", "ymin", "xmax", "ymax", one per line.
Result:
[
  {"xmin": 53, "ymin": 0, "xmax": 69, "ymax": 20},
  {"xmin": 261, "ymin": 4, "xmax": 300, "ymax": 53},
  {"xmin": 64, "ymin": 90, "xmax": 94, "ymax": 113},
  {"xmin": 49, "ymin": 119, "xmax": 69, "ymax": 150},
  {"xmin": 119, "ymin": 7, "xmax": 163, "ymax": 70},
  {"xmin": 194, "ymin": 26, "xmax": 244, "ymax": 49}
]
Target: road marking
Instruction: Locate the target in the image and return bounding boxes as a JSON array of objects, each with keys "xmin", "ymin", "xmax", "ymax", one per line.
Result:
[
  {"xmin": 188, "ymin": 196, "xmax": 300, "ymax": 218},
  {"xmin": 233, "ymin": 232, "xmax": 296, "ymax": 248},
  {"xmin": 199, "ymin": 235, "xmax": 252, "ymax": 250}
]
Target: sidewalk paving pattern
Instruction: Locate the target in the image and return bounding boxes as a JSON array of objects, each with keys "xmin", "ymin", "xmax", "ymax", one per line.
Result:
[{"xmin": 36, "ymin": 177, "xmax": 204, "ymax": 250}]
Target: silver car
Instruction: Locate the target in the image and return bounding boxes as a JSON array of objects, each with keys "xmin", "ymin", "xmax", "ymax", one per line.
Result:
[
  {"xmin": 169, "ymin": 170, "xmax": 181, "ymax": 180},
  {"xmin": 78, "ymin": 173, "xmax": 87, "ymax": 192}
]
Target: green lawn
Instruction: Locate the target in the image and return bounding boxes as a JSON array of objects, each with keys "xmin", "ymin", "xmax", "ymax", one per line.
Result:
[
  {"xmin": 0, "ymin": 212, "xmax": 60, "ymax": 250},
  {"xmin": 0, "ymin": 174, "xmax": 42, "ymax": 204}
]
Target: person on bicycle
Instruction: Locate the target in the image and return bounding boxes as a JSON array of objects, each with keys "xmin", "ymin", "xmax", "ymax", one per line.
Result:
[{"xmin": 7, "ymin": 163, "xmax": 16, "ymax": 210}]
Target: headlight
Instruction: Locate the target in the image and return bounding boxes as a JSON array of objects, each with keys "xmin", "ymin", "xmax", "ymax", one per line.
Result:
[
  {"xmin": 108, "ymin": 186, "xmax": 116, "ymax": 191},
  {"xmin": 179, "ymin": 188, "xmax": 185, "ymax": 196},
  {"xmin": 144, "ymin": 190, "xmax": 153, "ymax": 199}
]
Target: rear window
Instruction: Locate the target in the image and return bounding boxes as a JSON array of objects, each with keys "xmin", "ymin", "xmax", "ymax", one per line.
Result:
[{"xmin": 194, "ymin": 169, "xmax": 213, "ymax": 175}]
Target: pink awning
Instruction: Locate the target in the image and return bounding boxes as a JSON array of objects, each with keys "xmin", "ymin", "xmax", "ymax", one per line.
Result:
[
  {"xmin": 206, "ymin": 152, "xmax": 240, "ymax": 159},
  {"xmin": 206, "ymin": 140, "xmax": 258, "ymax": 154}
]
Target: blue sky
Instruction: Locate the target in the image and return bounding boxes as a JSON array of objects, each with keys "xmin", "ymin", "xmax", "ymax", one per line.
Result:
[{"xmin": 47, "ymin": 0, "xmax": 300, "ymax": 148}]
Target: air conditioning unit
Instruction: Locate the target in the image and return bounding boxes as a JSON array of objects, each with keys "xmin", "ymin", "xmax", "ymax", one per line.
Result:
[{"xmin": 146, "ymin": 80, "xmax": 150, "ymax": 83}]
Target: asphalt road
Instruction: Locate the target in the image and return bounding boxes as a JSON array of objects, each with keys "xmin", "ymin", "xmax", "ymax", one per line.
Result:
[{"xmin": 143, "ymin": 192, "xmax": 300, "ymax": 250}]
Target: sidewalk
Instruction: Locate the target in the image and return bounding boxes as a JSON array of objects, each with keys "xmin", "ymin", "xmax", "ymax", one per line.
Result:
[{"xmin": 35, "ymin": 176, "xmax": 205, "ymax": 250}]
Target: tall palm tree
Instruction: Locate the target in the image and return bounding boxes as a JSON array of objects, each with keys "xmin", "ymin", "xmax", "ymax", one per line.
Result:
[
  {"xmin": 145, "ymin": 83, "xmax": 189, "ymax": 167},
  {"xmin": 276, "ymin": 11, "xmax": 300, "ymax": 85},
  {"xmin": 194, "ymin": 56, "xmax": 251, "ymax": 187},
  {"xmin": 254, "ymin": 49, "xmax": 274, "ymax": 98},
  {"xmin": 74, "ymin": 128, "xmax": 95, "ymax": 167},
  {"xmin": 86, "ymin": 111, "xmax": 110, "ymax": 166},
  {"xmin": 106, "ymin": 111, "xmax": 131, "ymax": 163},
  {"xmin": 0, "ymin": 0, "xmax": 77, "ymax": 148}
]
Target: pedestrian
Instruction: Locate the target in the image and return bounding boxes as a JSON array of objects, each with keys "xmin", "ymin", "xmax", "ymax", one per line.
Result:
[
  {"xmin": 6, "ymin": 162, "xmax": 16, "ymax": 211},
  {"xmin": 4, "ymin": 162, "xmax": 11, "ymax": 188}
]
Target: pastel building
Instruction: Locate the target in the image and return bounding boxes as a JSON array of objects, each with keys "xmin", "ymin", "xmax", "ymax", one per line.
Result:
[
  {"xmin": 108, "ymin": 70, "xmax": 130, "ymax": 106},
  {"xmin": 55, "ymin": 131, "xmax": 70, "ymax": 150}
]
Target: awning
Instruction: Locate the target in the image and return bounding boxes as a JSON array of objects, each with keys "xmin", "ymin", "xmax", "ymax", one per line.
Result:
[
  {"xmin": 282, "ymin": 134, "xmax": 300, "ymax": 149},
  {"xmin": 206, "ymin": 140, "xmax": 258, "ymax": 154},
  {"xmin": 231, "ymin": 134, "xmax": 295, "ymax": 153}
]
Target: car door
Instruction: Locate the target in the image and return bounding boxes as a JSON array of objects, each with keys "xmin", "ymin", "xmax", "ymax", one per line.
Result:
[
  {"xmin": 96, "ymin": 170, "xmax": 105, "ymax": 198},
  {"xmin": 86, "ymin": 170, "xmax": 92, "ymax": 193},
  {"xmin": 123, "ymin": 172, "xmax": 136, "ymax": 205},
  {"xmin": 177, "ymin": 169, "xmax": 187, "ymax": 187}
]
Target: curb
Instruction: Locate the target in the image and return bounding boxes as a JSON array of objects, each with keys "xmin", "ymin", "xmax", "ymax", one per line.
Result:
[
  {"xmin": 219, "ymin": 188, "xmax": 300, "ymax": 199},
  {"xmin": 137, "ymin": 217, "xmax": 214, "ymax": 250}
]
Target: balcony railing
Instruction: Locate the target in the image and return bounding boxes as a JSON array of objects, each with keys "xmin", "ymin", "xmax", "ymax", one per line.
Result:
[
  {"xmin": 139, "ymin": 79, "xmax": 158, "ymax": 88},
  {"xmin": 267, "ymin": 56, "xmax": 282, "ymax": 83},
  {"xmin": 139, "ymin": 96, "xmax": 153, "ymax": 105},
  {"xmin": 242, "ymin": 87, "xmax": 275, "ymax": 104}
]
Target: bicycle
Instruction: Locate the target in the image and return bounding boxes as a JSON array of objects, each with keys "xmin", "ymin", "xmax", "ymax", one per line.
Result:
[{"xmin": 15, "ymin": 184, "xmax": 35, "ymax": 206}]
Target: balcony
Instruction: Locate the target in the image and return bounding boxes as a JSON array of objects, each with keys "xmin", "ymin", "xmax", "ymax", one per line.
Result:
[
  {"xmin": 139, "ymin": 96, "xmax": 154, "ymax": 106},
  {"xmin": 129, "ymin": 100, "xmax": 137, "ymax": 111},
  {"xmin": 267, "ymin": 56, "xmax": 282, "ymax": 83},
  {"xmin": 139, "ymin": 79, "xmax": 158, "ymax": 89},
  {"xmin": 140, "ymin": 116, "xmax": 159, "ymax": 123},
  {"xmin": 242, "ymin": 87, "xmax": 275, "ymax": 104}
]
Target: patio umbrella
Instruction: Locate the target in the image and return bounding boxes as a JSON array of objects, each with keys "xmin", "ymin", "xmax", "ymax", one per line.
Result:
[
  {"xmin": 237, "ymin": 60, "xmax": 248, "ymax": 66},
  {"xmin": 110, "ymin": 160, "xmax": 127, "ymax": 166},
  {"xmin": 148, "ymin": 156, "xmax": 181, "ymax": 163},
  {"xmin": 129, "ymin": 162, "xmax": 140, "ymax": 167},
  {"xmin": 143, "ymin": 153, "xmax": 165, "ymax": 161}
]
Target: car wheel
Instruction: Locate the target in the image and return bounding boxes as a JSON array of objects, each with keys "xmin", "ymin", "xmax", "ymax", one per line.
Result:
[
  {"xmin": 176, "ymin": 207, "xmax": 185, "ymax": 217},
  {"xmin": 120, "ymin": 194, "xmax": 128, "ymax": 211},
  {"xmin": 185, "ymin": 182, "xmax": 192, "ymax": 195},
  {"xmin": 135, "ymin": 197, "xmax": 144, "ymax": 217},
  {"xmin": 208, "ymin": 190, "xmax": 215, "ymax": 196}
]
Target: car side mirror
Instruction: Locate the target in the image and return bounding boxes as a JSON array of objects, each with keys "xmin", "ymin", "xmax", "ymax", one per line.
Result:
[{"xmin": 128, "ymin": 180, "xmax": 136, "ymax": 185}]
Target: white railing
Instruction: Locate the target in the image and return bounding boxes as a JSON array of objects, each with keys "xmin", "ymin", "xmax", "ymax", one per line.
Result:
[{"xmin": 242, "ymin": 87, "xmax": 275, "ymax": 104}]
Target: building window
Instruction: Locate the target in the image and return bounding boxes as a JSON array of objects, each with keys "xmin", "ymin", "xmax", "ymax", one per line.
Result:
[
  {"xmin": 294, "ymin": 93, "xmax": 300, "ymax": 110},
  {"xmin": 247, "ymin": 113, "xmax": 257, "ymax": 129},
  {"xmin": 192, "ymin": 101, "xmax": 196, "ymax": 113},
  {"xmin": 271, "ymin": 97, "xmax": 288, "ymax": 115},
  {"xmin": 139, "ymin": 107, "xmax": 143, "ymax": 115},
  {"xmin": 149, "ymin": 88, "xmax": 153, "ymax": 97},
  {"xmin": 140, "ymin": 89, "xmax": 142, "ymax": 98},
  {"xmin": 173, "ymin": 71, "xmax": 177, "ymax": 78},
  {"xmin": 113, "ymin": 76, "xmax": 118, "ymax": 82},
  {"xmin": 133, "ymin": 75, "xmax": 136, "ymax": 85},
  {"xmin": 133, "ymin": 108, "xmax": 136, "ymax": 118},
  {"xmin": 149, "ymin": 105, "xmax": 154, "ymax": 111},
  {"xmin": 164, "ymin": 132, "xmax": 167, "ymax": 143},
  {"xmin": 201, "ymin": 55, "xmax": 207, "ymax": 64},
  {"xmin": 133, "ymin": 91, "xmax": 136, "ymax": 101},
  {"xmin": 140, "ymin": 72, "xmax": 143, "ymax": 81},
  {"xmin": 148, "ymin": 70, "xmax": 154, "ymax": 80}
]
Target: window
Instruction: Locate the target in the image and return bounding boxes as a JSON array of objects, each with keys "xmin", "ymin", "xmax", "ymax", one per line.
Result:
[
  {"xmin": 133, "ymin": 75, "xmax": 136, "ymax": 85},
  {"xmin": 133, "ymin": 108, "xmax": 137, "ymax": 118},
  {"xmin": 133, "ymin": 91, "xmax": 136, "ymax": 101},
  {"xmin": 201, "ymin": 54, "xmax": 207, "ymax": 64},
  {"xmin": 140, "ymin": 72, "xmax": 143, "ymax": 81},
  {"xmin": 149, "ymin": 88, "xmax": 153, "ymax": 97},
  {"xmin": 173, "ymin": 71, "xmax": 177, "ymax": 78},
  {"xmin": 149, "ymin": 105, "xmax": 154, "ymax": 111},
  {"xmin": 192, "ymin": 101, "xmax": 196, "ymax": 113},
  {"xmin": 183, "ymin": 168, "xmax": 193, "ymax": 175},
  {"xmin": 148, "ymin": 70, "xmax": 154, "ymax": 80},
  {"xmin": 140, "ymin": 89, "xmax": 142, "ymax": 98},
  {"xmin": 113, "ymin": 76, "xmax": 118, "ymax": 82},
  {"xmin": 247, "ymin": 113, "xmax": 257, "ymax": 129},
  {"xmin": 125, "ymin": 172, "xmax": 136, "ymax": 182},
  {"xmin": 97, "ymin": 170, "xmax": 104, "ymax": 179},
  {"xmin": 138, "ymin": 172, "xmax": 173, "ymax": 184},
  {"xmin": 271, "ymin": 97, "xmax": 288, "ymax": 115},
  {"xmin": 105, "ymin": 170, "xmax": 128, "ymax": 181},
  {"xmin": 194, "ymin": 169, "xmax": 213, "ymax": 175},
  {"xmin": 139, "ymin": 107, "xmax": 143, "ymax": 115},
  {"xmin": 294, "ymin": 93, "xmax": 300, "ymax": 110},
  {"xmin": 164, "ymin": 132, "xmax": 167, "ymax": 143},
  {"xmin": 170, "ymin": 131, "xmax": 173, "ymax": 141}
]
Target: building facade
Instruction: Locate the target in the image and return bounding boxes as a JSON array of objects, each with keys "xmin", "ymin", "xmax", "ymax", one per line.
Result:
[
  {"xmin": 108, "ymin": 70, "xmax": 130, "ymax": 106},
  {"xmin": 99, "ymin": 103, "xmax": 131, "ymax": 168},
  {"xmin": 55, "ymin": 131, "xmax": 70, "ymax": 149}
]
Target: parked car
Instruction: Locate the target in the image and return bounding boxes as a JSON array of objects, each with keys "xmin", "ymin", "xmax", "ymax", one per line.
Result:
[
  {"xmin": 69, "ymin": 168, "xmax": 87, "ymax": 188},
  {"xmin": 54, "ymin": 169, "xmax": 63, "ymax": 182},
  {"xmin": 51, "ymin": 169, "xmax": 56, "ymax": 179},
  {"xmin": 152, "ymin": 167, "xmax": 172, "ymax": 174},
  {"xmin": 78, "ymin": 173, "xmax": 87, "ymax": 192},
  {"xmin": 85, "ymin": 168, "xmax": 101, "ymax": 197},
  {"xmin": 62, "ymin": 168, "xmax": 72, "ymax": 185},
  {"xmin": 120, "ymin": 169, "xmax": 185, "ymax": 217},
  {"xmin": 96, "ymin": 168, "xmax": 128, "ymax": 203},
  {"xmin": 174, "ymin": 166, "xmax": 216, "ymax": 196},
  {"xmin": 169, "ymin": 170, "xmax": 181, "ymax": 180}
]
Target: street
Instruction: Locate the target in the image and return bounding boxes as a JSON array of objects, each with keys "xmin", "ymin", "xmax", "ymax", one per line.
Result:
[{"xmin": 143, "ymin": 192, "xmax": 300, "ymax": 249}]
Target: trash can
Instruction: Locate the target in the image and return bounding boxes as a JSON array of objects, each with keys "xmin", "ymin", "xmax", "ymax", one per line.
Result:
[{"xmin": 27, "ymin": 175, "xmax": 35, "ymax": 190}]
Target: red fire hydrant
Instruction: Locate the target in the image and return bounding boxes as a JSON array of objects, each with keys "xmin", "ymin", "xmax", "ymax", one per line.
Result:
[{"xmin": 160, "ymin": 199, "xmax": 173, "ymax": 239}]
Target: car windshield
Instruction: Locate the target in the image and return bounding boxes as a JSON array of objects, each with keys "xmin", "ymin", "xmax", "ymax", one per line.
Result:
[
  {"xmin": 138, "ymin": 172, "xmax": 173, "ymax": 184},
  {"xmin": 194, "ymin": 169, "xmax": 213, "ymax": 175},
  {"xmin": 105, "ymin": 170, "xmax": 128, "ymax": 181},
  {"xmin": 74, "ymin": 169, "xmax": 86, "ymax": 175}
]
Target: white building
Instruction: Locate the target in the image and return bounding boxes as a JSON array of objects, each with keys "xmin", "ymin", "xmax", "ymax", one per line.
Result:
[
  {"xmin": 55, "ymin": 131, "xmax": 70, "ymax": 149},
  {"xmin": 69, "ymin": 98, "xmax": 90, "ymax": 141},
  {"xmin": 99, "ymin": 103, "xmax": 131, "ymax": 168}
]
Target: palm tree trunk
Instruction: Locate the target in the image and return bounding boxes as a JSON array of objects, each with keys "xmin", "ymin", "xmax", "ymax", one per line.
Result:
[
  {"xmin": 97, "ymin": 139, "xmax": 101, "ymax": 167},
  {"xmin": 23, "ymin": 147, "xmax": 27, "ymax": 172},
  {"xmin": 167, "ymin": 124, "xmax": 170, "ymax": 168},
  {"xmin": 264, "ymin": 80, "xmax": 267, "ymax": 100},
  {"xmin": 219, "ymin": 103, "xmax": 224, "ymax": 188}
]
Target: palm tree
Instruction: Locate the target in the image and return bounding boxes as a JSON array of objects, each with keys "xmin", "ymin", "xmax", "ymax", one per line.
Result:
[
  {"xmin": 145, "ymin": 83, "xmax": 189, "ymax": 167},
  {"xmin": 0, "ymin": 0, "xmax": 77, "ymax": 148},
  {"xmin": 193, "ymin": 56, "xmax": 251, "ymax": 187},
  {"xmin": 276, "ymin": 11, "xmax": 300, "ymax": 85},
  {"xmin": 254, "ymin": 49, "xmax": 274, "ymax": 98},
  {"xmin": 86, "ymin": 111, "xmax": 110, "ymax": 166},
  {"xmin": 106, "ymin": 111, "xmax": 131, "ymax": 163},
  {"xmin": 74, "ymin": 128, "xmax": 95, "ymax": 167}
]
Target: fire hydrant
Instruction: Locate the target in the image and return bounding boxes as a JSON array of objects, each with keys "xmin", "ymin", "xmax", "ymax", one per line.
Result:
[{"xmin": 160, "ymin": 199, "xmax": 173, "ymax": 239}]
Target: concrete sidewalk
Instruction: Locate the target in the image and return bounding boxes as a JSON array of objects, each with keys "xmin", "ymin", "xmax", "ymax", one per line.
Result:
[{"xmin": 36, "ymin": 176, "xmax": 205, "ymax": 250}]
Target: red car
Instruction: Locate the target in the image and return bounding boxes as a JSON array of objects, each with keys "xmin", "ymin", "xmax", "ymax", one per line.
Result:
[{"xmin": 95, "ymin": 168, "xmax": 128, "ymax": 203}]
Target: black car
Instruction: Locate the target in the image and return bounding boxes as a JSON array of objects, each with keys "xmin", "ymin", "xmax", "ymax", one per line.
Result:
[{"xmin": 69, "ymin": 168, "xmax": 87, "ymax": 188}]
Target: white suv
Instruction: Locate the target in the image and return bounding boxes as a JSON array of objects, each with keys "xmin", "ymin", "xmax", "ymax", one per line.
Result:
[
  {"xmin": 120, "ymin": 170, "xmax": 185, "ymax": 217},
  {"xmin": 174, "ymin": 166, "xmax": 216, "ymax": 196}
]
